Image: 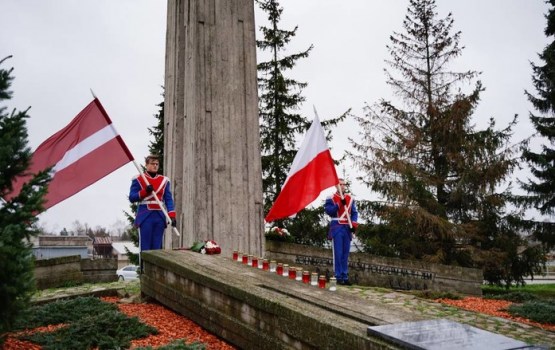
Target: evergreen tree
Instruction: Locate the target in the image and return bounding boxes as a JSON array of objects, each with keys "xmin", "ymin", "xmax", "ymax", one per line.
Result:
[
  {"xmin": 0, "ymin": 56, "xmax": 51, "ymax": 337},
  {"xmin": 256, "ymin": 0, "xmax": 346, "ymax": 243},
  {"xmin": 349, "ymin": 0, "xmax": 540, "ymax": 285},
  {"xmin": 517, "ymin": 0, "xmax": 555, "ymax": 247},
  {"xmin": 148, "ymin": 94, "xmax": 165, "ymax": 171},
  {"xmin": 256, "ymin": 0, "xmax": 313, "ymax": 214}
]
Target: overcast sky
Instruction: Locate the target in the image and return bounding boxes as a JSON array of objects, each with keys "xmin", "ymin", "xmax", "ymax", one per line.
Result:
[{"xmin": 1, "ymin": 1, "xmax": 550, "ymax": 233}]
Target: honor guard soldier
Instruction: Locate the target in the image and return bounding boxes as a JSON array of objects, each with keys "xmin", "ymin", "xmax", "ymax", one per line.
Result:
[
  {"xmin": 129, "ymin": 155, "xmax": 176, "ymax": 251},
  {"xmin": 324, "ymin": 178, "xmax": 358, "ymax": 285}
]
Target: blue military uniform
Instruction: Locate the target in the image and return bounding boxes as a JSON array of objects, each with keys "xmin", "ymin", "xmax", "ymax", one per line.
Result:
[
  {"xmin": 324, "ymin": 192, "xmax": 358, "ymax": 284},
  {"xmin": 129, "ymin": 172, "xmax": 176, "ymax": 251}
]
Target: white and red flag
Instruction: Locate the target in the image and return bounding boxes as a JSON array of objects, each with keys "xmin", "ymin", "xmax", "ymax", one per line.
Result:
[
  {"xmin": 5, "ymin": 98, "xmax": 134, "ymax": 209},
  {"xmin": 265, "ymin": 108, "xmax": 339, "ymax": 222}
]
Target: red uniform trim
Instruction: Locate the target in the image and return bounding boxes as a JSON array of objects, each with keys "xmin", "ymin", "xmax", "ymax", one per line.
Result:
[
  {"xmin": 137, "ymin": 174, "xmax": 168, "ymax": 210},
  {"xmin": 331, "ymin": 193, "xmax": 357, "ymax": 227}
]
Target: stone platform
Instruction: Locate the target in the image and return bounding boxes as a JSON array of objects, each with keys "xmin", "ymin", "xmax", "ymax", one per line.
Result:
[
  {"xmin": 140, "ymin": 250, "xmax": 426, "ymax": 349},
  {"xmin": 140, "ymin": 250, "xmax": 549, "ymax": 349}
]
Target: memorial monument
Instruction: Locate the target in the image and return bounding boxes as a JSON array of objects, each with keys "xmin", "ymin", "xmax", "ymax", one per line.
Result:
[{"xmin": 163, "ymin": 0, "xmax": 264, "ymax": 256}]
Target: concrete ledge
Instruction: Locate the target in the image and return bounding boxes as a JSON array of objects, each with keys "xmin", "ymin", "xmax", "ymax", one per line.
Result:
[{"xmin": 141, "ymin": 250, "xmax": 426, "ymax": 349}]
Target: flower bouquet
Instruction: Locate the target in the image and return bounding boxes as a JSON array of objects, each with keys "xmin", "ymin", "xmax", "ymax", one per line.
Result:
[
  {"xmin": 265, "ymin": 226, "xmax": 293, "ymax": 242},
  {"xmin": 191, "ymin": 240, "xmax": 221, "ymax": 255}
]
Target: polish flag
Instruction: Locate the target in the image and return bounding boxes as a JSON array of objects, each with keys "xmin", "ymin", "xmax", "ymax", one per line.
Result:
[
  {"xmin": 265, "ymin": 108, "xmax": 339, "ymax": 222},
  {"xmin": 5, "ymin": 98, "xmax": 134, "ymax": 210}
]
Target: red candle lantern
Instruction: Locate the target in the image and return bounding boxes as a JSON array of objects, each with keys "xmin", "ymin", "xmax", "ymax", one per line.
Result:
[
  {"xmin": 302, "ymin": 271, "xmax": 310, "ymax": 284},
  {"xmin": 288, "ymin": 267, "xmax": 296, "ymax": 279},
  {"xmin": 276, "ymin": 263, "xmax": 283, "ymax": 275},
  {"xmin": 252, "ymin": 257, "xmax": 258, "ymax": 268},
  {"xmin": 318, "ymin": 275, "xmax": 326, "ymax": 289}
]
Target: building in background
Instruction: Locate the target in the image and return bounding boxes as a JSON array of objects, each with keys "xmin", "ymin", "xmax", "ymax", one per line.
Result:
[
  {"xmin": 111, "ymin": 241, "xmax": 139, "ymax": 268},
  {"xmin": 32, "ymin": 235, "xmax": 92, "ymax": 260}
]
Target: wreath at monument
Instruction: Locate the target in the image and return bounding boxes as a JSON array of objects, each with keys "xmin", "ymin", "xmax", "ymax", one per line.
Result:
[{"xmin": 191, "ymin": 240, "xmax": 221, "ymax": 254}]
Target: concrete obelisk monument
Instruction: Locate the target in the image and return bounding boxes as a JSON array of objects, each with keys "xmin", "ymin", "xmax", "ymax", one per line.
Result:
[{"xmin": 163, "ymin": 0, "xmax": 264, "ymax": 257}]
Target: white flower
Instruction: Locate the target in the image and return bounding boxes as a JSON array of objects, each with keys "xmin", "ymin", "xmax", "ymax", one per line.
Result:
[{"xmin": 201, "ymin": 248, "xmax": 206, "ymax": 254}]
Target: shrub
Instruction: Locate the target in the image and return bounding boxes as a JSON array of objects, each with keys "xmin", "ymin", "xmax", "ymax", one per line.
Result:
[
  {"xmin": 484, "ymin": 292, "xmax": 538, "ymax": 303},
  {"xmin": 508, "ymin": 300, "xmax": 555, "ymax": 324},
  {"xmin": 14, "ymin": 296, "xmax": 157, "ymax": 350}
]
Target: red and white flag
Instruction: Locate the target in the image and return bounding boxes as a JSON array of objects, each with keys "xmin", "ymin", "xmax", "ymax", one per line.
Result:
[
  {"xmin": 5, "ymin": 98, "xmax": 134, "ymax": 209},
  {"xmin": 265, "ymin": 108, "xmax": 339, "ymax": 222}
]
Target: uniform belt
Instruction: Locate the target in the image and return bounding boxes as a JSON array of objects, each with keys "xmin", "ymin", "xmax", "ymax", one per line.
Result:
[{"xmin": 140, "ymin": 200, "xmax": 160, "ymax": 205}]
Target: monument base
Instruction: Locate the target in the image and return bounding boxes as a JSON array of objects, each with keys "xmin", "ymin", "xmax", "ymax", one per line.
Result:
[
  {"xmin": 140, "ymin": 250, "xmax": 536, "ymax": 349},
  {"xmin": 141, "ymin": 250, "xmax": 421, "ymax": 349}
]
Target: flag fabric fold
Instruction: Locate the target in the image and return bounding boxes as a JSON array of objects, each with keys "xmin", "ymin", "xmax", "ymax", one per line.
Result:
[
  {"xmin": 6, "ymin": 98, "xmax": 134, "ymax": 209},
  {"xmin": 265, "ymin": 108, "xmax": 339, "ymax": 222}
]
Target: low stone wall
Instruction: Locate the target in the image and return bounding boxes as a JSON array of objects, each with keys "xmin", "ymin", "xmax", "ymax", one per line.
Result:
[
  {"xmin": 265, "ymin": 241, "xmax": 483, "ymax": 296},
  {"xmin": 34, "ymin": 255, "xmax": 84, "ymax": 289},
  {"xmin": 81, "ymin": 258, "xmax": 118, "ymax": 283},
  {"xmin": 141, "ymin": 250, "xmax": 420, "ymax": 349},
  {"xmin": 34, "ymin": 256, "xmax": 117, "ymax": 289}
]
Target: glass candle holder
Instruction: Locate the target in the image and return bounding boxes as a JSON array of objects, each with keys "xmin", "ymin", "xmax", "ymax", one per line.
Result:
[
  {"xmin": 258, "ymin": 257, "xmax": 263, "ymax": 269},
  {"xmin": 270, "ymin": 260, "xmax": 276, "ymax": 272},
  {"xmin": 302, "ymin": 271, "xmax": 310, "ymax": 284},
  {"xmin": 282, "ymin": 264, "xmax": 289, "ymax": 277},
  {"xmin": 252, "ymin": 256, "xmax": 258, "ymax": 268},
  {"xmin": 310, "ymin": 272, "xmax": 318, "ymax": 286},
  {"xmin": 242, "ymin": 253, "xmax": 248, "ymax": 264},
  {"xmin": 329, "ymin": 277, "xmax": 337, "ymax": 291},
  {"xmin": 288, "ymin": 267, "xmax": 296, "ymax": 279},
  {"xmin": 296, "ymin": 268, "xmax": 302, "ymax": 281},
  {"xmin": 276, "ymin": 263, "xmax": 283, "ymax": 275},
  {"xmin": 318, "ymin": 275, "xmax": 326, "ymax": 289},
  {"xmin": 247, "ymin": 254, "xmax": 253, "ymax": 266},
  {"xmin": 263, "ymin": 259, "xmax": 269, "ymax": 271},
  {"xmin": 232, "ymin": 250, "xmax": 238, "ymax": 261}
]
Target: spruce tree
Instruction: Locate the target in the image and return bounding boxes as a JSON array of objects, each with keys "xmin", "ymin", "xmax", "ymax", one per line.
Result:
[
  {"xmin": 349, "ymin": 0, "xmax": 539, "ymax": 284},
  {"xmin": 256, "ymin": 0, "xmax": 346, "ymax": 245},
  {"xmin": 148, "ymin": 95, "xmax": 165, "ymax": 170},
  {"xmin": 518, "ymin": 0, "xmax": 555, "ymax": 247},
  {"xmin": 256, "ymin": 0, "xmax": 313, "ymax": 214},
  {"xmin": 0, "ymin": 56, "xmax": 51, "ymax": 336}
]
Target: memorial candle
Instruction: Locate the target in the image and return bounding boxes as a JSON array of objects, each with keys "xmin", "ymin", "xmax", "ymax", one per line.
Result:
[
  {"xmin": 302, "ymin": 271, "xmax": 310, "ymax": 284},
  {"xmin": 318, "ymin": 275, "xmax": 326, "ymax": 289}
]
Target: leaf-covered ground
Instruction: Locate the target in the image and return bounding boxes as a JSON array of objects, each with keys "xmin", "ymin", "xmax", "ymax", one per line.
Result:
[{"xmin": 3, "ymin": 296, "xmax": 236, "ymax": 350}]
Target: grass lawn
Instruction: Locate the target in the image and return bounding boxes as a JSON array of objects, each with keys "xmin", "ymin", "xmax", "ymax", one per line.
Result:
[{"xmin": 482, "ymin": 283, "xmax": 555, "ymax": 300}]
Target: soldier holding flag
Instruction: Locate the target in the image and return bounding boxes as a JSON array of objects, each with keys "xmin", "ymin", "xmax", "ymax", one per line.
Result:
[
  {"xmin": 324, "ymin": 178, "xmax": 358, "ymax": 286},
  {"xmin": 129, "ymin": 154, "xmax": 177, "ymax": 251}
]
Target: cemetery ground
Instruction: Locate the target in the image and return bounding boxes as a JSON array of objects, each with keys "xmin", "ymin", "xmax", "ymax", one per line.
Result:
[{"xmin": 3, "ymin": 280, "xmax": 555, "ymax": 349}]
